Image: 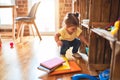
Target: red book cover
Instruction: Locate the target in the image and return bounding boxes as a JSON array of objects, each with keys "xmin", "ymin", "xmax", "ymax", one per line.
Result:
[{"xmin": 40, "ymin": 57, "xmax": 65, "ymax": 69}]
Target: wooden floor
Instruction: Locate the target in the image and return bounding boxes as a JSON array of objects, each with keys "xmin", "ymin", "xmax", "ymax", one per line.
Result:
[{"xmin": 0, "ymin": 36, "xmax": 90, "ymax": 80}]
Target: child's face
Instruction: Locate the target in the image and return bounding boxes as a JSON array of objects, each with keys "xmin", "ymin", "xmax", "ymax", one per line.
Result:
[{"xmin": 66, "ymin": 26, "xmax": 77, "ymax": 34}]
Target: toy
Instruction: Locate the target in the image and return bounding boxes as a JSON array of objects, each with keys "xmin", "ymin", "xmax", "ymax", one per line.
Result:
[
  {"xmin": 72, "ymin": 74, "xmax": 98, "ymax": 80},
  {"xmin": 10, "ymin": 42, "xmax": 14, "ymax": 48},
  {"xmin": 85, "ymin": 47, "xmax": 89, "ymax": 55},
  {"xmin": 0, "ymin": 42, "xmax": 1, "ymax": 47},
  {"xmin": 99, "ymin": 69, "xmax": 110, "ymax": 80},
  {"xmin": 105, "ymin": 22, "xmax": 114, "ymax": 31},
  {"xmin": 111, "ymin": 20, "xmax": 120, "ymax": 35},
  {"xmin": 72, "ymin": 69, "xmax": 110, "ymax": 80},
  {"xmin": 0, "ymin": 42, "xmax": 1, "ymax": 48}
]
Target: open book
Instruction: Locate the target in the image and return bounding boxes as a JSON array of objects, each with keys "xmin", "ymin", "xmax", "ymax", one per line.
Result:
[{"xmin": 40, "ymin": 57, "xmax": 65, "ymax": 70}]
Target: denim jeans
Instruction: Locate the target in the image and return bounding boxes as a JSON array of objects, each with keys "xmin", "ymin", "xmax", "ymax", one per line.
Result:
[{"xmin": 60, "ymin": 38, "xmax": 81, "ymax": 55}]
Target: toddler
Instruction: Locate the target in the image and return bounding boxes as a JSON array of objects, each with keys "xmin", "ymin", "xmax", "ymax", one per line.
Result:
[{"xmin": 54, "ymin": 12, "xmax": 89, "ymax": 58}]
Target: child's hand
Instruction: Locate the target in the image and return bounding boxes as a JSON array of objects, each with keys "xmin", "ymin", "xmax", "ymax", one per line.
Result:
[{"xmin": 57, "ymin": 40, "xmax": 62, "ymax": 46}]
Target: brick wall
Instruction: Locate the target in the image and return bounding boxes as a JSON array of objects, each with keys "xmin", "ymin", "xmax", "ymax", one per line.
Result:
[
  {"xmin": 16, "ymin": 0, "xmax": 28, "ymax": 17},
  {"xmin": 59, "ymin": 0, "xmax": 72, "ymax": 28},
  {"xmin": 15, "ymin": 0, "xmax": 29, "ymax": 36},
  {"xmin": 15, "ymin": 0, "xmax": 72, "ymax": 35},
  {"xmin": 16, "ymin": 0, "xmax": 72, "ymax": 27}
]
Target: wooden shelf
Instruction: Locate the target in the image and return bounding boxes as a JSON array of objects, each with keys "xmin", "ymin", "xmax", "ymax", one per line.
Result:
[
  {"xmin": 89, "ymin": 29, "xmax": 113, "ymax": 69},
  {"xmin": 79, "ymin": 23, "xmax": 90, "ymax": 53},
  {"xmin": 110, "ymin": 41, "xmax": 120, "ymax": 80},
  {"xmin": 91, "ymin": 28, "xmax": 116, "ymax": 42},
  {"xmin": 88, "ymin": 28, "xmax": 120, "ymax": 80},
  {"xmin": 81, "ymin": 23, "xmax": 89, "ymax": 29}
]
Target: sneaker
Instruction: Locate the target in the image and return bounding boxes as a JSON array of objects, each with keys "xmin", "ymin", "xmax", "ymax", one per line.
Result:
[{"xmin": 72, "ymin": 53, "xmax": 82, "ymax": 58}]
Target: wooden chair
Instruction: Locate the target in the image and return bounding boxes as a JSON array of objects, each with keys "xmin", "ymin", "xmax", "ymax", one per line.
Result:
[{"xmin": 15, "ymin": 1, "xmax": 42, "ymax": 42}]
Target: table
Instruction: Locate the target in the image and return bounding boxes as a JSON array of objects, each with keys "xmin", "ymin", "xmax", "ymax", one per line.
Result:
[{"xmin": 0, "ymin": 4, "xmax": 16, "ymax": 40}]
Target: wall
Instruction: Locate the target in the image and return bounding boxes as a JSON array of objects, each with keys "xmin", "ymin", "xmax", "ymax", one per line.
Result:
[
  {"xmin": 16, "ymin": 0, "xmax": 28, "ymax": 17},
  {"xmin": 16, "ymin": 0, "xmax": 72, "ymax": 28},
  {"xmin": 59, "ymin": 0, "xmax": 72, "ymax": 28}
]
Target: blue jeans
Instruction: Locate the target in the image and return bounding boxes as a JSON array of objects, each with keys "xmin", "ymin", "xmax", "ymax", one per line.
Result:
[{"xmin": 60, "ymin": 38, "xmax": 81, "ymax": 55}]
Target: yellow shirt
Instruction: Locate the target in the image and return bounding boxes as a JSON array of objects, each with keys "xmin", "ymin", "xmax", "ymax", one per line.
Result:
[{"xmin": 58, "ymin": 27, "xmax": 82, "ymax": 41}]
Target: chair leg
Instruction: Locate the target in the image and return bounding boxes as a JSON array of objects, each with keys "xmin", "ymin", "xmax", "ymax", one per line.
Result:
[
  {"xmin": 30, "ymin": 24, "xmax": 35, "ymax": 37},
  {"xmin": 20, "ymin": 23, "xmax": 25, "ymax": 42},
  {"xmin": 33, "ymin": 21, "xmax": 42, "ymax": 41},
  {"xmin": 17, "ymin": 22, "xmax": 23, "ymax": 39},
  {"xmin": 12, "ymin": 23, "xmax": 15, "ymax": 40}
]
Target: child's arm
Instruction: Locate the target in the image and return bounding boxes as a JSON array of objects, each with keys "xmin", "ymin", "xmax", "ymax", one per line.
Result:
[
  {"xmin": 54, "ymin": 33, "xmax": 62, "ymax": 46},
  {"xmin": 78, "ymin": 33, "xmax": 89, "ymax": 46}
]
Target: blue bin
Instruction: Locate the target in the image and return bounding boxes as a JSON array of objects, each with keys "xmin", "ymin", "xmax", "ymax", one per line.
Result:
[
  {"xmin": 72, "ymin": 74, "xmax": 98, "ymax": 80},
  {"xmin": 99, "ymin": 69, "xmax": 110, "ymax": 80},
  {"xmin": 72, "ymin": 69, "xmax": 110, "ymax": 80}
]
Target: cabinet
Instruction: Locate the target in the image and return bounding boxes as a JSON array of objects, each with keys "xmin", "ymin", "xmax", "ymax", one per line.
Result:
[
  {"xmin": 74, "ymin": 0, "xmax": 120, "ymax": 79},
  {"xmin": 89, "ymin": 28, "xmax": 115, "ymax": 73},
  {"xmin": 74, "ymin": 0, "xmax": 120, "ymax": 23},
  {"xmin": 89, "ymin": 28, "xmax": 120, "ymax": 80},
  {"xmin": 111, "ymin": 41, "xmax": 120, "ymax": 80},
  {"xmin": 80, "ymin": 23, "xmax": 90, "ymax": 53},
  {"xmin": 74, "ymin": 0, "xmax": 120, "ymax": 54}
]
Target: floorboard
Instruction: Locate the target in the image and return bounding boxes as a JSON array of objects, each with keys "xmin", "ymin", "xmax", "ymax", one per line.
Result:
[{"xmin": 0, "ymin": 36, "xmax": 90, "ymax": 80}]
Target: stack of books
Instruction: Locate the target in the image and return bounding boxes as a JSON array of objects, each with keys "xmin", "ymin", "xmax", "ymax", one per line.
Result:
[{"xmin": 37, "ymin": 57, "xmax": 65, "ymax": 73}]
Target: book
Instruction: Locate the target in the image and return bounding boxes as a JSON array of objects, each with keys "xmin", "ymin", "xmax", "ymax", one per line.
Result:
[
  {"xmin": 55, "ymin": 56, "xmax": 70, "ymax": 71},
  {"xmin": 37, "ymin": 65, "xmax": 51, "ymax": 73},
  {"xmin": 40, "ymin": 57, "xmax": 65, "ymax": 69},
  {"xmin": 50, "ymin": 60, "xmax": 82, "ymax": 75},
  {"xmin": 37, "ymin": 64, "xmax": 63, "ymax": 73}
]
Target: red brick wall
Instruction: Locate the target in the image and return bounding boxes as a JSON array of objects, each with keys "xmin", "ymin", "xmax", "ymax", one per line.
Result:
[
  {"xmin": 15, "ymin": 0, "xmax": 29, "ymax": 36},
  {"xmin": 15, "ymin": 0, "xmax": 72, "ymax": 31},
  {"xmin": 59, "ymin": 0, "xmax": 72, "ymax": 28},
  {"xmin": 16, "ymin": 0, "xmax": 28, "ymax": 17}
]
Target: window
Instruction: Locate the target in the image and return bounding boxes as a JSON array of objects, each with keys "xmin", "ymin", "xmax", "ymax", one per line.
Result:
[
  {"xmin": 29, "ymin": 0, "xmax": 59, "ymax": 35},
  {"xmin": 0, "ymin": 0, "xmax": 15, "ymax": 27}
]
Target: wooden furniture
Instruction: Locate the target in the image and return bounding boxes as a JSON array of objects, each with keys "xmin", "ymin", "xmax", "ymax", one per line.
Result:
[
  {"xmin": 0, "ymin": 4, "xmax": 16, "ymax": 40},
  {"xmin": 80, "ymin": 23, "xmax": 90, "ymax": 53},
  {"xmin": 89, "ymin": 28, "xmax": 115, "ymax": 72},
  {"xmin": 74, "ymin": 0, "xmax": 120, "ymax": 54},
  {"xmin": 89, "ymin": 28, "xmax": 120, "ymax": 80},
  {"xmin": 15, "ymin": 1, "xmax": 42, "ymax": 42},
  {"xmin": 111, "ymin": 41, "xmax": 120, "ymax": 80},
  {"xmin": 74, "ymin": 0, "xmax": 90, "ymax": 21},
  {"xmin": 74, "ymin": 0, "xmax": 120, "ymax": 63},
  {"xmin": 89, "ymin": 0, "xmax": 120, "ymax": 23}
]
